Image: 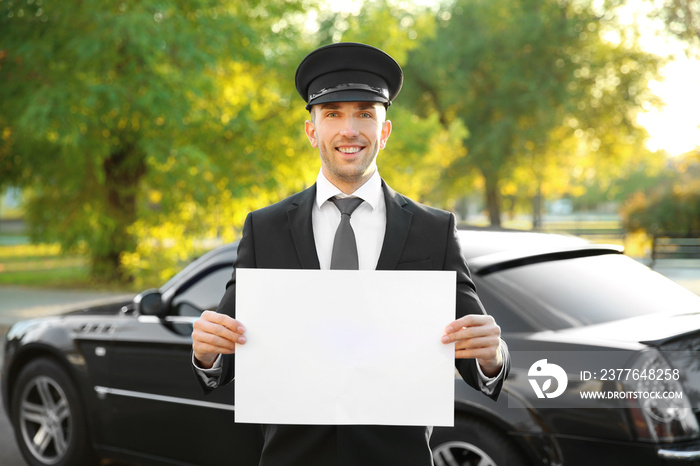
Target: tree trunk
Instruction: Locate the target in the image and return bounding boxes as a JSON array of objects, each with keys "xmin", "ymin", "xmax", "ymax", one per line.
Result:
[
  {"xmin": 92, "ymin": 147, "xmax": 146, "ymax": 282},
  {"xmin": 482, "ymin": 170, "xmax": 502, "ymax": 227},
  {"xmin": 532, "ymin": 183, "xmax": 543, "ymax": 229}
]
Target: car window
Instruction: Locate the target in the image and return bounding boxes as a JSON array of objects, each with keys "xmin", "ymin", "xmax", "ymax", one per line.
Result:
[
  {"xmin": 482, "ymin": 254, "xmax": 700, "ymax": 330},
  {"xmin": 170, "ymin": 266, "xmax": 233, "ymax": 315},
  {"xmin": 473, "ymin": 278, "xmax": 540, "ymax": 333}
]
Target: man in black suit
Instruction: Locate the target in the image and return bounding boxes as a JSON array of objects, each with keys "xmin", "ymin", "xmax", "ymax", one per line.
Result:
[{"xmin": 192, "ymin": 42, "xmax": 510, "ymax": 466}]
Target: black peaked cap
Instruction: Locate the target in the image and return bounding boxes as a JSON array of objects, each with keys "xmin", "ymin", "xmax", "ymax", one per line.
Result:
[{"xmin": 295, "ymin": 42, "xmax": 403, "ymax": 110}]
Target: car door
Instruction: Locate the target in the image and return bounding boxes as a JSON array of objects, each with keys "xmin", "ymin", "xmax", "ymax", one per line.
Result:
[{"xmin": 100, "ymin": 264, "xmax": 262, "ymax": 465}]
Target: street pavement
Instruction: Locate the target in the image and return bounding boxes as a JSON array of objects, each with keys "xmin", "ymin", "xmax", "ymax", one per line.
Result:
[
  {"xmin": 0, "ymin": 261, "xmax": 698, "ymax": 466},
  {"xmin": 0, "ymin": 396, "xmax": 23, "ymax": 466}
]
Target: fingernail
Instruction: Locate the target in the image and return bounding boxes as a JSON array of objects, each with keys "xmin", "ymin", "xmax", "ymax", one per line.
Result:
[
  {"xmin": 441, "ymin": 335, "xmax": 450, "ymax": 343},
  {"xmin": 445, "ymin": 326, "xmax": 453, "ymax": 333},
  {"xmin": 238, "ymin": 336, "xmax": 247, "ymax": 344}
]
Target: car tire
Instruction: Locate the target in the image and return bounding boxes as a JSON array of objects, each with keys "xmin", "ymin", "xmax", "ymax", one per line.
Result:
[
  {"xmin": 431, "ymin": 415, "xmax": 529, "ymax": 466},
  {"xmin": 10, "ymin": 358, "xmax": 98, "ymax": 466}
]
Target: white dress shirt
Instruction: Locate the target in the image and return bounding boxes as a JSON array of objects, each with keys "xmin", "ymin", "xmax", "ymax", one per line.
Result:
[{"xmin": 313, "ymin": 169, "xmax": 385, "ymax": 270}]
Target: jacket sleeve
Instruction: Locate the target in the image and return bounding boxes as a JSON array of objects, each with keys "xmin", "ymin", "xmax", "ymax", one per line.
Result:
[
  {"xmin": 193, "ymin": 213, "xmax": 256, "ymax": 392},
  {"xmin": 445, "ymin": 214, "xmax": 510, "ymax": 401}
]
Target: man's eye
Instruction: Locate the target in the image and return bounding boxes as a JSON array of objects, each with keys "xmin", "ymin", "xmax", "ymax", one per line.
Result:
[
  {"xmin": 359, "ymin": 112, "xmax": 373, "ymax": 118},
  {"xmin": 326, "ymin": 112, "xmax": 339, "ymax": 117}
]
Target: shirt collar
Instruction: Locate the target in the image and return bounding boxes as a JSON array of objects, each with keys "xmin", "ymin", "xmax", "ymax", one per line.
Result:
[{"xmin": 315, "ymin": 169, "xmax": 383, "ymax": 211}]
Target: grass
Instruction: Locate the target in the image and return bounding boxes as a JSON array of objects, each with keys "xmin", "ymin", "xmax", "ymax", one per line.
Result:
[
  {"xmin": 0, "ymin": 242, "xmax": 155, "ymax": 292},
  {"xmin": 0, "ymin": 243, "xmax": 103, "ymax": 289}
]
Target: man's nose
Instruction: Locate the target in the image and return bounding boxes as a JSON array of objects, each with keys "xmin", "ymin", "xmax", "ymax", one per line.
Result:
[{"xmin": 339, "ymin": 117, "xmax": 360, "ymax": 137}]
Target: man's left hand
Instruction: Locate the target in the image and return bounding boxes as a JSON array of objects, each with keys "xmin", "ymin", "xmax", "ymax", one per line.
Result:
[{"xmin": 442, "ymin": 314, "xmax": 503, "ymax": 377}]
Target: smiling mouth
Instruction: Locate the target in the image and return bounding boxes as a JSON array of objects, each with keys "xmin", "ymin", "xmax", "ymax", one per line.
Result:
[{"xmin": 336, "ymin": 146, "xmax": 363, "ymax": 154}]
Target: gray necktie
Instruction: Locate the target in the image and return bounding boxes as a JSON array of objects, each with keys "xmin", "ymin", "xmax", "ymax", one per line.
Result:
[{"xmin": 330, "ymin": 197, "xmax": 364, "ymax": 270}]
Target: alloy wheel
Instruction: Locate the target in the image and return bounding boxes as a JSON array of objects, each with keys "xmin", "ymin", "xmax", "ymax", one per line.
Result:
[
  {"xmin": 18, "ymin": 375, "xmax": 72, "ymax": 464},
  {"xmin": 433, "ymin": 440, "xmax": 498, "ymax": 466}
]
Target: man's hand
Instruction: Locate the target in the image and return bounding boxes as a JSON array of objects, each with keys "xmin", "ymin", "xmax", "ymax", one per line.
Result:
[
  {"xmin": 442, "ymin": 314, "xmax": 503, "ymax": 377},
  {"xmin": 192, "ymin": 310, "xmax": 247, "ymax": 369}
]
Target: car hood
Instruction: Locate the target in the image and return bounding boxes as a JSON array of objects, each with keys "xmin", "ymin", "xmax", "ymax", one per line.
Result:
[{"xmin": 63, "ymin": 297, "xmax": 133, "ymax": 316}]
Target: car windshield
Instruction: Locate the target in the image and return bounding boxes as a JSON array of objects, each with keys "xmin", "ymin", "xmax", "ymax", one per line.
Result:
[{"xmin": 483, "ymin": 253, "xmax": 700, "ymax": 330}]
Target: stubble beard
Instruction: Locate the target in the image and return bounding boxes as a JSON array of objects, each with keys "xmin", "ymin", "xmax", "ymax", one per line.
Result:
[{"xmin": 319, "ymin": 141, "xmax": 379, "ymax": 185}]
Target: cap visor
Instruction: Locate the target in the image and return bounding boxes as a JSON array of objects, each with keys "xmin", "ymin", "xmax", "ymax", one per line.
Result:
[{"xmin": 307, "ymin": 90, "xmax": 389, "ymax": 110}]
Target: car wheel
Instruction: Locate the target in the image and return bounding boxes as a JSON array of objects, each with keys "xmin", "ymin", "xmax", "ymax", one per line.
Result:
[
  {"xmin": 10, "ymin": 358, "xmax": 97, "ymax": 466},
  {"xmin": 431, "ymin": 415, "xmax": 529, "ymax": 466}
]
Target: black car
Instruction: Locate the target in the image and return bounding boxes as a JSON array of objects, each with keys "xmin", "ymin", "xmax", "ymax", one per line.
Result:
[{"xmin": 2, "ymin": 229, "xmax": 699, "ymax": 466}]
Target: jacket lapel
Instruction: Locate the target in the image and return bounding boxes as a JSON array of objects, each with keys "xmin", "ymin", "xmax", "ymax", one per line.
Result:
[
  {"xmin": 376, "ymin": 181, "xmax": 413, "ymax": 270},
  {"xmin": 287, "ymin": 184, "xmax": 321, "ymax": 269},
  {"xmin": 287, "ymin": 180, "xmax": 411, "ymax": 270}
]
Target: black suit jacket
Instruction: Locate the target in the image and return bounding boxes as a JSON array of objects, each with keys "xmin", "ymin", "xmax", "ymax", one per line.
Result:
[{"xmin": 205, "ymin": 181, "xmax": 510, "ymax": 466}]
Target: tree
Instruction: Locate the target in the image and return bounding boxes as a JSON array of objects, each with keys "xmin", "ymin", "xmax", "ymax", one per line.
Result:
[
  {"xmin": 656, "ymin": 0, "xmax": 700, "ymax": 57},
  {"xmin": 402, "ymin": 0, "xmax": 661, "ymax": 226},
  {"xmin": 0, "ymin": 0, "xmax": 311, "ymax": 282}
]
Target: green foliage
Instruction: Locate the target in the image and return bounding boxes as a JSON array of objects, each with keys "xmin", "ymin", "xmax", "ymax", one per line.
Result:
[
  {"xmin": 655, "ymin": 0, "xmax": 700, "ymax": 57},
  {"xmin": 380, "ymin": 107, "xmax": 468, "ymax": 204},
  {"xmin": 623, "ymin": 188, "xmax": 700, "ymax": 234},
  {"xmin": 402, "ymin": 0, "xmax": 661, "ymax": 225},
  {"xmin": 568, "ymin": 148, "xmax": 672, "ymax": 207},
  {"xmin": 0, "ymin": 0, "xmax": 679, "ymax": 286},
  {"xmin": 314, "ymin": 0, "xmax": 438, "ymax": 62},
  {"xmin": 0, "ymin": 0, "xmax": 313, "ymax": 282},
  {"xmin": 622, "ymin": 152, "xmax": 700, "ymax": 234}
]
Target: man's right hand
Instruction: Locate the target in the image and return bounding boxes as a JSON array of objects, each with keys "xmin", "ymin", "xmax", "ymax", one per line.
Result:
[{"xmin": 192, "ymin": 310, "xmax": 247, "ymax": 369}]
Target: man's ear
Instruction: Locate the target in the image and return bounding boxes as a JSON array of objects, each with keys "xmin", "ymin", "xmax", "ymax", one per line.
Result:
[
  {"xmin": 379, "ymin": 119, "xmax": 392, "ymax": 149},
  {"xmin": 305, "ymin": 120, "xmax": 318, "ymax": 148}
]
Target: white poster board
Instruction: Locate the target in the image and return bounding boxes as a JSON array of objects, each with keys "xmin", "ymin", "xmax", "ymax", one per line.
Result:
[{"xmin": 234, "ymin": 269, "xmax": 456, "ymax": 427}]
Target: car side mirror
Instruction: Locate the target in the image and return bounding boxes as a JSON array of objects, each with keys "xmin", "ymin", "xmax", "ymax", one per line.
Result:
[
  {"xmin": 173, "ymin": 301, "xmax": 201, "ymax": 317},
  {"xmin": 134, "ymin": 289, "xmax": 164, "ymax": 316}
]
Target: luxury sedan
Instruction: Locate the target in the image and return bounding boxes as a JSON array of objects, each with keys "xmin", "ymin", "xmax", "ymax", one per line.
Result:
[{"xmin": 2, "ymin": 229, "xmax": 699, "ymax": 466}]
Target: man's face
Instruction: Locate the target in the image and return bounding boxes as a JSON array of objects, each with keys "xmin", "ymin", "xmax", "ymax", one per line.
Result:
[{"xmin": 305, "ymin": 101, "xmax": 392, "ymax": 191}]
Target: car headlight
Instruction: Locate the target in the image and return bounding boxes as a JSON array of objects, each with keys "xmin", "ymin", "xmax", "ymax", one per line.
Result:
[{"xmin": 624, "ymin": 350, "xmax": 699, "ymax": 442}]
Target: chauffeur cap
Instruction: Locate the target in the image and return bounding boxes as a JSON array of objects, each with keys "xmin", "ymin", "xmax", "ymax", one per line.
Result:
[{"xmin": 295, "ymin": 42, "xmax": 403, "ymax": 110}]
